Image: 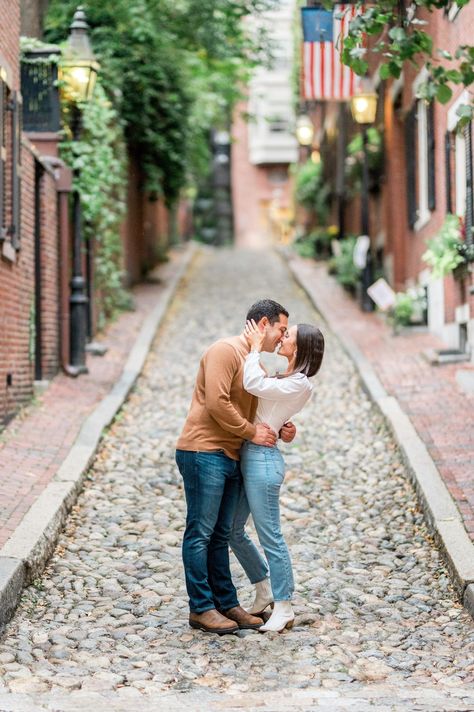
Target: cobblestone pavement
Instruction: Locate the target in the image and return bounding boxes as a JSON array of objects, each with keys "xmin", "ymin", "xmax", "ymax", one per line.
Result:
[{"xmin": 0, "ymin": 247, "xmax": 473, "ymax": 712}]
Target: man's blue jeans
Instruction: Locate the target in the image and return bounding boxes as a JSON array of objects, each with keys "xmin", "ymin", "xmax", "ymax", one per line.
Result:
[
  {"xmin": 230, "ymin": 442, "xmax": 294, "ymax": 601},
  {"xmin": 176, "ymin": 449, "xmax": 241, "ymax": 613}
]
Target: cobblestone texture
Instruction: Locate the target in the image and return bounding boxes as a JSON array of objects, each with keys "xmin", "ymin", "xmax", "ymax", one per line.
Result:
[{"xmin": 0, "ymin": 247, "xmax": 473, "ymax": 711}]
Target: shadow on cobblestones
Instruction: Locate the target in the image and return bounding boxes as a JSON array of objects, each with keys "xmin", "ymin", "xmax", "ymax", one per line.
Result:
[{"xmin": 0, "ymin": 247, "xmax": 473, "ymax": 711}]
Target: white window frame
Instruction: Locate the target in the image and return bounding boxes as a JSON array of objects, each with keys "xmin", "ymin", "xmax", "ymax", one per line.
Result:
[
  {"xmin": 448, "ymin": 2, "xmax": 461, "ymax": 21},
  {"xmin": 414, "ymin": 99, "xmax": 431, "ymax": 231},
  {"xmin": 412, "ymin": 69, "xmax": 431, "ymax": 231},
  {"xmin": 447, "ymin": 90, "xmax": 469, "ymax": 217}
]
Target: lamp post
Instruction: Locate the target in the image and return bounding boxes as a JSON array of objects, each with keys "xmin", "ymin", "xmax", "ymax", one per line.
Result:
[
  {"xmin": 59, "ymin": 6, "xmax": 99, "ymax": 375},
  {"xmin": 350, "ymin": 77, "xmax": 377, "ymax": 312}
]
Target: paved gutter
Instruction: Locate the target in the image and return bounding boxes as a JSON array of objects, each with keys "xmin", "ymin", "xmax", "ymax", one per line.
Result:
[
  {"xmin": 283, "ymin": 249, "xmax": 474, "ymax": 619},
  {"xmin": 0, "ymin": 242, "xmax": 196, "ymax": 631}
]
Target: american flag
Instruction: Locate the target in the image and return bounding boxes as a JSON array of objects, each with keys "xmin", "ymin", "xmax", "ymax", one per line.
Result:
[{"xmin": 301, "ymin": 4, "xmax": 362, "ymax": 102}]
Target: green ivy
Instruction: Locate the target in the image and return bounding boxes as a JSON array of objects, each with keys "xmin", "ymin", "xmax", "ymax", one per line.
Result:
[
  {"xmin": 293, "ymin": 160, "xmax": 330, "ymax": 224},
  {"xmin": 60, "ymin": 81, "xmax": 132, "ymax": 330},
  {"xmin": 45, "ymin": 0, "xmax": 275, "ymax": 204},
  {"xmin": 340, "ymin": 1, "xmax": 474, "ymax": 125},
  {"xmin": 345, "ymin": 127, "xmax": 383, "ymax": 194}
]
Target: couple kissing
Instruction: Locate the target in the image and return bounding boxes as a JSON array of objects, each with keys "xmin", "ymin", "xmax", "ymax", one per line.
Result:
[{"xmin": 175, "ymin": 299, "xmax": 324, "ymax": 635}]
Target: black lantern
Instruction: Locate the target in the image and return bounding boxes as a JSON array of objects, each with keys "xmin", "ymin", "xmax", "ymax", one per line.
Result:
[{"xmin": 59, "ymin": 7, "xmax": 99, "ymax": 104}]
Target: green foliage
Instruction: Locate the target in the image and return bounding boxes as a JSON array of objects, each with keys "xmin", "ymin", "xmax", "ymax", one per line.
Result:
[
  {"xmin": 45, "ymin": 0, "xmax": 275, "ymax": 203},
  {"xmin": 341, "ymin": 1, "xmax": 473, "ymax": 123},
  {"xmin": 345, "ymin": 127, "xmax": 383, "ymax": 194},
  {"xmin": 328, "ymin": 236, "xmax": 361, "ymax": 290},
  {"xmin": 294, "ymin": 226, "xmax": 338, "ymax": 259},
  {"xmin": 422, "ymin": 214, "xmax": 465, "ymax": 279},
  {"xmin": 391, "ymin": 292, "xmax": 414, "ymax": 328},
  {"xmin": 293, "ymin": 160, "xmax": 330, "ymax": 223},
  {"xmin": 388, "ymin": 287, "xmax": 428, "ymax": 331},
  {"xmin": 60, "ymin": 81, "xmax": 132, "ymax": 329}
]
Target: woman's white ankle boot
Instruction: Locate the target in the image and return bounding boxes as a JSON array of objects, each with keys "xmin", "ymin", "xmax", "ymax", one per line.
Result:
[
  {"xmin": 247, "ymin": 578, "xmax": 273, "ymax": 615},
  {"xmin": 259, "ymin": 600, "xmax": 294, "ymax": 632}
]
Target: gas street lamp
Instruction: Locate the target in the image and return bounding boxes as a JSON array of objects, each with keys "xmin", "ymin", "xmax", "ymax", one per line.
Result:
[
  {"xmin": 350, "ymin": 77, "xmax": 377, "ymax": 312},
  {"xmin": 59, "ymin": 6, "xmax": 99, "ymax": 375},
  {"xmin": 296, "ymin": 114, "xmax": 314, "ymax": 147}
]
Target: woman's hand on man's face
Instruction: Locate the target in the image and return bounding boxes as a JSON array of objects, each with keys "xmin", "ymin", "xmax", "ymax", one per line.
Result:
[{"xmin": 244, "ymin": 319, "xmax": 265, "ymax": 352}]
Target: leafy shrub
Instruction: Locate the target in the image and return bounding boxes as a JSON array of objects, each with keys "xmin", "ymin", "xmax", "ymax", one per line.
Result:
[
  {"xmin": 388, "ymin": 287, "xmax": 427, "ymax": 331},
  {"xmin": 345, "ymin": 127, "xmax": 383, "ymax": 194},
  {"xmin": 294, "ymin": 226, "xmax": 337, "ymax": 259},
  {"xmin": 60, "ymin": 80, "xmax": 132, "ymax": 330},
  {"xmin": 293, "ymin": 160, "xmax": 330, "ymax": 223},
  {"xmin": 328, "ymin": 236, "xmax": 361, "ymax": 290},
  {"xmin": 422, "ymin": 214, "xmax": 465, "ymax": 279}
]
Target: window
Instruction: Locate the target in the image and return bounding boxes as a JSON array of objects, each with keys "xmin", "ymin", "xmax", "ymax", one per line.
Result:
[
  {"xmin": 405, "ymin": 99, "xmax": 435, "ymax": 230},
  {"xmin": 0, "ymin": 70, "xmax": 6, "ymax": 242},
  {"xmin": 0, "ymin": 66, "xmax": 22, "ymax": 254},
  {"xmin": 444, "ymin": 1, "xmax": 461, "ymax": 21},
  {"xmin": 267, "ymin": 116, "xmax": 290, "ymax": 133},
  {"xmin": 446, "ymin": 91, "xmax": 474, "ymax": 235}
]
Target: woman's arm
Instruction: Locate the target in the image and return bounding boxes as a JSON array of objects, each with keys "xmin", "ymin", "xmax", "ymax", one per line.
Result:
[{"xmin": 243, "ymin": 352, "xmax": 310, "ymax": 400}]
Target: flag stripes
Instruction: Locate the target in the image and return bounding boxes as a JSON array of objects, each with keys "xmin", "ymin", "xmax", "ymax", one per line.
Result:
[{"xmin": 302, "ymin": 4, "xmax": 361, "ymax": 102}]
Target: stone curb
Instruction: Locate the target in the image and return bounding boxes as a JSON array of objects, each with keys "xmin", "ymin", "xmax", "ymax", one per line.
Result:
[
  {"xmin": 0, "ymin": 242, "xmax": 196, "ymax": 631},
  {"xmin": 283, "ymin": 250, "xmax": 474, "ymax": 618}
]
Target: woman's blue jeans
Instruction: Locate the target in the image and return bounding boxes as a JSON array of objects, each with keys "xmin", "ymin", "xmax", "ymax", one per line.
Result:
[
  {"xmin": 230, "ymin": 442, "xmax": 294, "ymax": 601},
  {"xmin": 176, "ymin": 449, "xmax": 241, "ymax": 614}
]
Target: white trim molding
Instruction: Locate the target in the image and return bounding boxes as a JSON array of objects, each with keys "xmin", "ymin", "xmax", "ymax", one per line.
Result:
[{"xmin": 447, "ymin": 89, "xmax": 470, "ymax": 132}]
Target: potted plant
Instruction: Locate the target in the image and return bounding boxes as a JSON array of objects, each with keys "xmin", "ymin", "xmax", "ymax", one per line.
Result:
[
  {"xmin": 422, "ymin": 214, "xmax": 474, "ymax": 280},
  {"xmin": 387, "ymin": 287, "xmax": 428, "ymax": 334}
]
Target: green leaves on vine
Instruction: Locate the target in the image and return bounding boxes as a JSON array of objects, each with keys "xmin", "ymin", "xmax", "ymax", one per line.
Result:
[{"xmin": 341, "ymin": 0, "xmax": 473, "ymax": 119}]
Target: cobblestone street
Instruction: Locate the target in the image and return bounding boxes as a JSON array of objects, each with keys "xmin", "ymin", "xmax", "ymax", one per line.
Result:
[{"xmin": 0, "ymin": 248, "xmax": 473, "ymax": 711}]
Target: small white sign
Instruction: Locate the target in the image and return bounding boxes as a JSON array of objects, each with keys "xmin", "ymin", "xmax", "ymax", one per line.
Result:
[
  {"xmin": 367, "ymin": 278, "xmax": 396, "ymax": 311},
  {"xmin": 353, "ymin": 235, "xmax": 370, "ymax": 269}
]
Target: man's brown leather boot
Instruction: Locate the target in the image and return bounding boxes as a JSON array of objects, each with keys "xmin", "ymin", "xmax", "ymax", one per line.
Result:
[
  {"xmin": 222, "ymin": 605, "xmax": 264, "ymax": 630},
  {"xmin": 189, "ymin": 609, "xmax": 239, "ymax": 635}
]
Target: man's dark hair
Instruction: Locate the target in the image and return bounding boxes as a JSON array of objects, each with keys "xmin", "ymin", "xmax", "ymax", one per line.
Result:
[{"xmin": 246, "ymin": 299, "xmax": 289, "ymax": 325}]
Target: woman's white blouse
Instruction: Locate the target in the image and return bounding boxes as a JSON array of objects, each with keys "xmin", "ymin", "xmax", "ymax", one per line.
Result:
[{"xmin": 243, "ymin": 351, "xmax": 313, "ymax": 435}]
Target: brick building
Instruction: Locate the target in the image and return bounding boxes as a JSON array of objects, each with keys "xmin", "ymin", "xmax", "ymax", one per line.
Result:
[
  {"xmin": 0, "ymin": 0, "xmax": 62, "ymax": 424},
  {"xmin": 0, "ymin": 0, "xmax": 188, "ymax": 428},
  {"xmin": 302, "ymin": 4, "xmax": 474, "ymax": 361},
  {"xmin": 232, "ymin": 0, "xmax": 298, "ymax": 248}
]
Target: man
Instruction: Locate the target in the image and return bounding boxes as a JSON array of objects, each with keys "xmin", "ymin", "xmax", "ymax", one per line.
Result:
[{"xmin": 175, "ymin": 299, "xmax": 296, "ymax": 635}]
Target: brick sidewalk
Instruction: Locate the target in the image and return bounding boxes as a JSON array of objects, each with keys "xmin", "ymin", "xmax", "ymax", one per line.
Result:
[
  {"xmin": 0, "ymin": 248, "xmax": 188, "ymax": 549},
  {"xmin": 289, "ymin": 255, "xmax": 474, "ymax": 542}
]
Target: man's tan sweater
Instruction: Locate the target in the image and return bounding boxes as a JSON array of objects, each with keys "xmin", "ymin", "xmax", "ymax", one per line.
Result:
[{"xmin": 176, "ymin": 334, "xmax": 257, "ymax": 460}]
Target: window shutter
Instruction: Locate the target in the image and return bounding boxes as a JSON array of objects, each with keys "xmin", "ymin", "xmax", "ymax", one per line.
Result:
[
  {"xmin": 0, "ymin": 76, "xmax": 5, "ymax": 242},
  {"xmin": 427, "ymin": 101, "xmax": 436, "ymax": 211},
  {"xmin": 444, "ymin": 130, "xmax": 453, "ymax": 214},
  {"xmin": 464, "ymin": 121, "xmax": 473, "ymax": 247},
  {"xmin": 405, "ymin": 105, "xmax": 417, "ymax": 229},
  {"xmin": 10, "ymin": 90, "xmax": 22, "ymax": 250}
]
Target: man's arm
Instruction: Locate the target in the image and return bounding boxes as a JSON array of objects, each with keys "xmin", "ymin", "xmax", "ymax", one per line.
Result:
[{"xmin": 204, "ymin": 342, "xmax": 257, "ymax": 440}]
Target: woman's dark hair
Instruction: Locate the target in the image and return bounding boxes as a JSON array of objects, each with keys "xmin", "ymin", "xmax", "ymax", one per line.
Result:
[
  {"xmin": 246, "ymin": 299, "xmax": 289, "ymax": 325},
  {"xmin": 293, "ymin": 323, "xmax": 325, "ymax": 378}
]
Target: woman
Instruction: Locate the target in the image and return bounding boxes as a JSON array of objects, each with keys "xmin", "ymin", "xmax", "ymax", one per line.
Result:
[{"xmin": 230, "ymin": 319, "xmax": 325, "ymax": 633}]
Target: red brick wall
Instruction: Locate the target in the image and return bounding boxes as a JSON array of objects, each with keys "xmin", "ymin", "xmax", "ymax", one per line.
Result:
[
  {"xmin": 0, "ymin": 0, "xmax": 60, "ymax": 425},
  {"xmin": 381, "ymin": 4, "xmax": 474, "ymax": 302},
  {"xmin": 39, "ymin": 160, "xmax": 60, "ymax": 378},
  {"xmin": 0, "ymin": 0, "xmax": 20, "ymax": 90}
]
